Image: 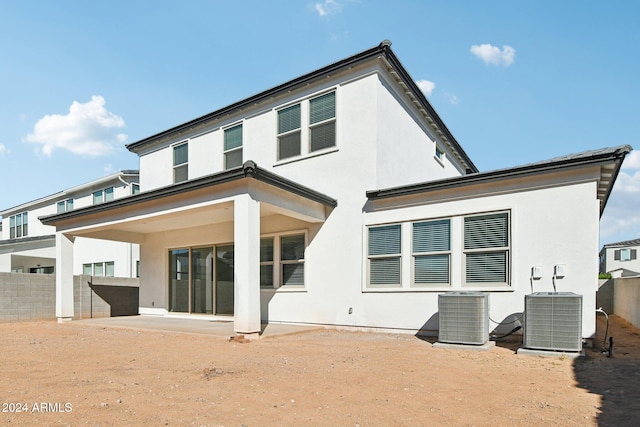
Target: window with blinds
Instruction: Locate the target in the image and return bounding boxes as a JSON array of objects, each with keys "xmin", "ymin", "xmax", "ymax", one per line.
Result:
[
  {"xmin": 413, "ymin": 219, "xmax": 451, "ymax": 285},
  {"xmin": 173, "ymin": 143, "xmax": 188, "ymax": 183},
  {"xmin": 260, "ymin": 237, "xmax": 274, "ymax": 288},
  {"xmin": 277, "ymin": 104, "xmax": 301, "ymax": 160},
  {"xmin": 368, "ymin": 224, "xmax": 401, "ymax": 286},
  {"xmin": 281, "ymin": 234, "xmax": 305, "ymax": 286},
  {"xmin": 9, "ymin": 212, "xmax": 28, "ymax": 239},
  {"xmin": 464, "ymin": 212, "xmax": 510, "ymax": 285},
  {"xmin": 309, "ymin": 91, "xmax": 335, "ymax": 152},
  {"xmin": 224, "ymin": 124, "xmax": 243, "ymax": 169}
]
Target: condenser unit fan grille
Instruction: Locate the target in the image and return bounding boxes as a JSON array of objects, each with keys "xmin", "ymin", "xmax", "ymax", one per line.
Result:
[
  {"xmin": 524, "ymin": 292, "xmax": 582, "ymax": 352},
  {"xmin": 438, "ymin": 292, "xmax": 489, "ymax": 345}
]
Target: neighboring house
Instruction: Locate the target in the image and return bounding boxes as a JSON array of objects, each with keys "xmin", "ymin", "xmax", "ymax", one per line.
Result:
[
  {"xmin": 41, "ymin": 41, "xmax": 630, "ymax": 340},
  {"xmin": 599, "ymin": 238, "xmax": 640, "ymax": 277},
  {"xmin": 0, "ymin": 171, "xmax": 140, "ymax": 278}
]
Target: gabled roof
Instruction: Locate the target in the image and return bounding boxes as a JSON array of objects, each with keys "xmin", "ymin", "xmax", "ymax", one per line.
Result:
[
  {"xmin": 125, "ymin": 40, "xmax": 478, "ymax": 174},
  {"xmin": 603, "ymin": 237, "xmax": 640, "ymax": 248},
  {"xmin": 367, "ymin": 145, "xmax": 632, "ymax": 216}
]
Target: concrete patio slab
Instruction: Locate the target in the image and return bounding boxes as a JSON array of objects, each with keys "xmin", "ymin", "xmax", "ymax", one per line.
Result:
[{"xmin": 76, "ymin": 315, "xmax": 321, "ymax": 339}]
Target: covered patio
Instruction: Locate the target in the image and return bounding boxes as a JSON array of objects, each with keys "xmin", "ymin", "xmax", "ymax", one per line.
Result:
[{"xmin": 41, "ymin": 161, "xmax": 336, "ymax": 338}]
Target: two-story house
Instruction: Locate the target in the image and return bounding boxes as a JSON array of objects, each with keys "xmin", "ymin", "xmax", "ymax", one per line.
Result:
[
  {"xmin": 599, "ymin": 238, "xmax": 640, "ymax": 277},
  {"xmin": 41, "ymin": 41, "xmax": 630, "ymax": 340},
  {"xmin": 1, "ymin": 171, "xmax": 140, "ymax": 277}
]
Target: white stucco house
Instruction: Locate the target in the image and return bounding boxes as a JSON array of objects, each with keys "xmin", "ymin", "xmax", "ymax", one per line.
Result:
[
  {"xmin": 40, "ymin": 41, "xmax": 630, "ymax": 340},
  {"xmin": 599, "ymin": 238, "xmax": 640, "ymax": 277},
  {"xmin": 1, "ymin": 171, "xmax": 140, "ymax": 278}
]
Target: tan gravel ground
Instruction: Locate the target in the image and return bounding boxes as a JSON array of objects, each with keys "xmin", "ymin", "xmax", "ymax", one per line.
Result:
[{"xmin": 0, "ymin": 314, "xmax": 638, "ymax": 426}]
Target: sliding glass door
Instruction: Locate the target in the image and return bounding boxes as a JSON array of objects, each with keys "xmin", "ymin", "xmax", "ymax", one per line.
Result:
[
  {"xmin": 215, "ymin": 245, "xmax": 234, "ymax": 315},
  {"xmin": 191, "ymin": 246, "xmax": 214, "ymax": 314},
  {"xmin": 168, "ymin": 245, "xmax": 234, "ymax": 315}
]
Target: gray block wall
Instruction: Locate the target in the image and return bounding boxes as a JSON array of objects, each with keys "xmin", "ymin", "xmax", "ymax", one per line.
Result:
[{"xmin": 0, "ymin": 272, "xmax": 139, "ymax": 322}]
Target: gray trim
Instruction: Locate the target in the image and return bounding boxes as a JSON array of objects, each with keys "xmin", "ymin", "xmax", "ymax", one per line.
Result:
[
  {"xmin": 603, "ymin": 238, "xmax": 640, "ymax": 248},
  {"xmin": 124, "ymin": 41, "xmax": 477, "ymax": 173},
  {"xmin": 40, "ymin": 161, "xmax": 336, "ymax": 225},
  {"xmin": 0, "ymin": 234, "xmax": 56, "ymax": 247},
  {"xmin": 367, "ymin": 145, "xmax": 631, "ymax": 215}
]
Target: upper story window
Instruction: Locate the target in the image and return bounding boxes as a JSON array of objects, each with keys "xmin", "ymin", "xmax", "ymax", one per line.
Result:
[
  {"xmin": 93, "ymin": 187, "xmax": 114, "ymax": 205},
  {"xmin": 277, "ymin": 104, "xmax": 301, "ymax": 160},
  {"xmin": 277, "ymin": 90, "xmax": 336, "ymax": 161},
  {"xmin": 131, "ymin": 183, "xmax": 140, "ymax": 195},
  {"xmin": 309, "ymin": 91, "xmax": 336, "ymax": 152},
  {"xmin": 615, "ymin": 248, "xmax": 637, "ymax": 262},
  {"xmin": 9, "ymin": 212, "xmax": 28, "ymax": 239},
  {"xmin": 224, "ymin": 124, "xmax": 243, "ymax": 170},
  {"xmin": 57, "ymin": 198, "xmax": 74, "ymax": 213},
  {"xmin": 173, "ymin": 142, "xmax": 188, "ymax": 183}
]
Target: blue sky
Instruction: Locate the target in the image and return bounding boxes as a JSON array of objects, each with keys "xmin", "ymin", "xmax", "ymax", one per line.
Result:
[{"xmin": 0, "ymin": 0, "xmax": 638, "ymax": 246}]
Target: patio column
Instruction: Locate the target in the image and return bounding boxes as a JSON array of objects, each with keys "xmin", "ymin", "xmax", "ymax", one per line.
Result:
[
  {"xmin": 56, "ymin": 232, "xmax": 75, "ymax": 321},
  {"xmin": 233, "ymin": 194, "xmax": 261, "ymax": 336}
]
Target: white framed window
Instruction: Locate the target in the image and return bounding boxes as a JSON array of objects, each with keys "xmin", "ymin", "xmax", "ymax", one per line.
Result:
[
  {"xmin": 276, "ymin": 90, "xmax": 336, "ymax": 161},
  {"xmin": 280, "ymin": 234, "xmax": 305, "ymax": 286},
  {"xmin": 412, "ymin": 219, "xmax": 451, "ymax": 286},
  {"xmin": 277, "ymin": 104, "xmax": 301, "ymax": 160},
  {"xmin": 260, "ymin": 232, "xmax": 307, "ymax": 289},
  {"xmin": 615, "ymin": 248, "xmax": 637, "ymax": 262},
  {"xmin": 57, "ymin": 198, "xmax": 74, "ymax": 213},
  {"xmin": 173, "ymin": 142, "xmax": 188, "ymax": 183},
  {"xmin": 9, "ymin": 212, "xmax": 28, "ymax": 239},
  {"xmin": 85, "ymin": 261, "xmax": 115, "ymax": 277},
  {"xmin": 463, "ymin": 212, "xmax": 510, "ymax": 286},
  {"xmin": 367, "ymin": 224, "xmax": 402, "ymax": 287},
  {"xmin": 366, "ymin": 210, "xmax": 511, "ymax": 290},
  {"xmin": 260, "ymin": 237, "xmax": 274, "ymax": 288},
  {"xmin": 224, "ymin": 124, "xmax": 243, "ymax": 169},
  {"xmin": 83, "ymin": 264, "xmax": 92, "ymax": 275},
  {"xmin": 131, "ymin": 183, "xmax": 140, "ymax": 195},
  {"xmin": 309, "ymin": 91, "xmax": 336, "ymax": 152},
  {"xmin": 93, "ymin": 187, "xmax": 114, "ymax": 204}
]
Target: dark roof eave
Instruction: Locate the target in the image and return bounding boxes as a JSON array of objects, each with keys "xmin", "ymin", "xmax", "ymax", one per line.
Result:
[
  {"xmin": 367, "ymin": 145, "xmax": 631, "ymax": 202},
  {"xmin": 126, "ymin": 43, "xmax": 390, "ymax": 153},
  {"xmin": 381, "ymin": 48, "xmax": 477, "ymax": 173},
  {"xmin": 0, "ymin": 234, "xmax": 56, "ymax": 247},
  {"xmin": 125, "ymin": 41, "xmax": 477, "ymax": 174},
  {"xmin": 40, "ymin": 161, "xmax": 336, "ymax": 225}
]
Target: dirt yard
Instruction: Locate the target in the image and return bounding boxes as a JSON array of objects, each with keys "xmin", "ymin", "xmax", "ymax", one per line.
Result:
[{"xmin": 1, "ymin": 315, "xmax": 638, "ymax": 426}]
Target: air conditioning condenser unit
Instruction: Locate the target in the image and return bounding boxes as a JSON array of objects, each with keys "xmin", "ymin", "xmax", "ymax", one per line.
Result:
[
  {"xmin": 524, "ymin": 292, "xmax": 582, "ymax": 352},
  {"xmin": 438, "ymin": 291, "xmax": 489, "ymax": 345}
]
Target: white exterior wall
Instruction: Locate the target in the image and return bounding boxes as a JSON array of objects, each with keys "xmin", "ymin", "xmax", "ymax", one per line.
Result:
[
  {"xmin": 376, "ymin": 77, "xmax": 464, "ymax": 189},
  {"xmin": 136, "ymin": 68, "xmax": 466, "ymax": 194},
  {"xmin": 130, "ymin": 63, "xmax": 603, "ymax": 339}
]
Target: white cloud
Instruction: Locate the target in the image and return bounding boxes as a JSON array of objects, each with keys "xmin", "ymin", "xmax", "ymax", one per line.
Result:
[
  {"xmin": 0, "ymin": 143, "xmax": 7, "ymax": 154},
  {"xmin": 449, "ymin": 95, "xmax": 459, "ymax": 105},
  {"xmin": 470, "ymin": 44, "xmax": 515, "ymax": 66},
  {"xmin": 600, "ymin": 150, "xmax": 640, "ymax": 244},
  {"xmin": 622, "ymin": 149, "xmax": 640, "ymax": 169},
  {"xmin": 24, "ymin": 95, "xmax": 127, "ymax": 157},
  {"xmin": 314, "ymin": 0, "xmax": 341, "ymax": 16},
  {"xmin": 416, "ymin": 80, "xmax": 435, "ymax": 97}
]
